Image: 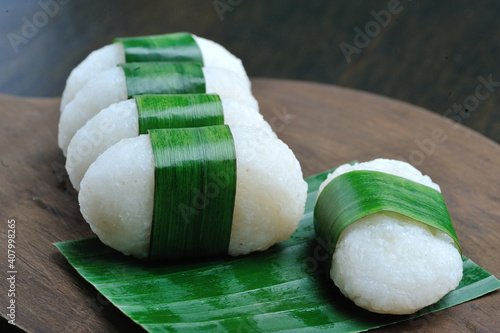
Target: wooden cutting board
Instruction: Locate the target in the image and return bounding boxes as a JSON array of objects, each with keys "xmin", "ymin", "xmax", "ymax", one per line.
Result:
[{"xmin": 1, "ymin": 78, "xmax": 499, "ymax": 332}]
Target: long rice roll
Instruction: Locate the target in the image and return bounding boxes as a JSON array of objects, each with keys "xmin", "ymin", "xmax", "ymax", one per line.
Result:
[
  {"xmin": 79, "ymin": 126, "xmax": 307, "ymax": 259},
  {"xmin": 66, "ymin": 94, "xmax": 274, "ymax": 191},
  {"xmin": 58, "ymin": 62, "xmax": 256, "ymax": 155},
  {"xmin": 61, "ymin": 32, "xmax": 249, "ymax": 110},
  {"xmin": 314, "ymin": 158, "xmax": 463, "ymax": 315}
]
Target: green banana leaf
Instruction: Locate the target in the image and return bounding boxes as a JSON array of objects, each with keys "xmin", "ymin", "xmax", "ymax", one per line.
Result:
[{"xmin": 55, "ymin": 167, "xmax": 500, "ymax": 332}]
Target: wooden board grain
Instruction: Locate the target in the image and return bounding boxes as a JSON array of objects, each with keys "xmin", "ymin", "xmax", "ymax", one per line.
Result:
[{"xmin": 0, "ymin": 78, "xmax": 499, "ymax": 332}]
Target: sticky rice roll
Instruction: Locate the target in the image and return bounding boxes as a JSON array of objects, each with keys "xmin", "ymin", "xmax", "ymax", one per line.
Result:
[
  {"xmin": 58, "ymin": 65, "xmax": 257, "ymax": 156},
  {"xmin": 60, "ymin": 34, "xmax": 249, "ymax": 110},
  {"xmin": 66, "ymin": 96, "xmax": 274, "ymax": 191},
  {"xmin": 79, "ymin": 126, "xmax": 307, "ymax": 259},
  {"xmin": 316, "ymin": 158, "xmax": 463, "ymax": 315}
]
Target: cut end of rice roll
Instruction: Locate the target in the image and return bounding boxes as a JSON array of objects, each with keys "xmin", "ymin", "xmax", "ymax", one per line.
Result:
[
  {"xmin": 61, "ymin": 43, "xmax": 125, "ymax": 112},
  {"xmin": 316, "ymin": 158, "xmax": 463, "ymax": 315},
  {"xmin": 332, "ymin": 211, "xmax": 462, "ymax": 315},
  {"xmin": 79, "ymin": 126, "xmax": 307, "ymax": 259},
  {"xmin": 58, "ymin": 66, "xmax": 127, "ymax": 156},
  {"xmin": 66, "ymin": 99, "xmax": 138, "ymax": 191},
  {"xmin": 228, "ymin": 126, "xmax": 305, "ymax": 256},
  {"xmin": 79, "ymin": 135, "xmax": 154, "ymax": 258},
  {"xmin": 192, "ymin": 35, "xmax": 249, "ymax": 88},
  {"xmin": 203, "ymin": 66, "xmax": 256, "ymax": 108}
]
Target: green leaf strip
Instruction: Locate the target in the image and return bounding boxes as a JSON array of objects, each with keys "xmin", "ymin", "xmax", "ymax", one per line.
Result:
[
  {"xmin": 148, "ymin": 126, "xmax": 237, "ymax": 260},
  {"xmin": 136, "ymin": 94, "xmax": 224, "ymax": 135},
  {"xmin": 119, "ymin": 62, "xmax": 206, "ymax": 98},
  {"xmin": 115, "ymin": 32, "xmax": 204, "ymax": 64},
  {"xmin": 314, "ymin": 170, "xmax": 461, "ymax": 255}
]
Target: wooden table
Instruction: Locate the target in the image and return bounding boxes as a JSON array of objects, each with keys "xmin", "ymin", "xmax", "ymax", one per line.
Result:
[{"xmin": 0, "ymin": 79, "xmax": 499, "ymax": 332}]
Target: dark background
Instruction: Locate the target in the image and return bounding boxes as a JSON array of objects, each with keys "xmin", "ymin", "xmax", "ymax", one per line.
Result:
[{"xmin": 1, "ymin": 0, "xmax": 499, "ymax": 143}]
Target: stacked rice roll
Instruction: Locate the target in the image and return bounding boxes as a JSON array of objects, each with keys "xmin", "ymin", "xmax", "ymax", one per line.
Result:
[
  {"xmin": 80, "ymin": 126, "xmax": 306, "ymax": 259},
  {"xmin": 59, "ymin": 33, "xmax": 307, "ymax": 260},
  {"xmin": 61, "ymin": 32, "xmax": 249, "ymax": 111},
  {"xmin": 58, "ymin": 61, "xmax": 256, "ymax": 154},
  {"xmin": 314, "ymin": 158, "xmax": 463, "ymax": 315},
  {"xmin": 66, "ymin": 94, "xmax": 273, "ymax": 191}
]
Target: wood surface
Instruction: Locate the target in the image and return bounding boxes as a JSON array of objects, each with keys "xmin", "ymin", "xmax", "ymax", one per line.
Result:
[{"xmin": 0, "ymin": 78, "xmax": 499, "ymax": 332}]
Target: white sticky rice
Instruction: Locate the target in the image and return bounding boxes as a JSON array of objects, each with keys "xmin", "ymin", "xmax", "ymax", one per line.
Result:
[
  {"xmin": 58, "ymin": 65, "xmax": 257, "ymax": 155},
  {"xmin": 317, "ymin": 158, "xmax": 463, "ymax": 314},
  {"xmin": 60, "ymin": 34, "xmax": 249, "ymax": 110},
  {"xmin": 79, "ymin": 126, "xmax": 307, "ymax": 259},
  {"xmin": 66, "ymin": 97, "xmax": 273, "ymax": 191}
]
